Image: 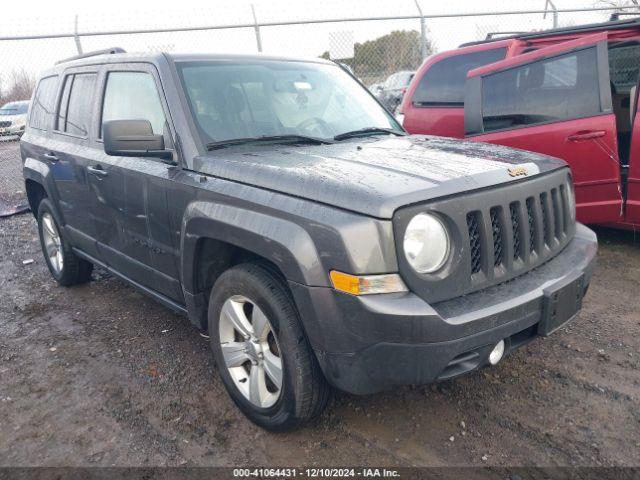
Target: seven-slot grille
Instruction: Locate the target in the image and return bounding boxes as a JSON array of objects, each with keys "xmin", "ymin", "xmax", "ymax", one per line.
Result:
[
  {"xmin": 466, "ymin": 182, "xmax": 571, "ymax": 279},
  {"xmin": 0, "ymin": 121, "xmax": 11, "ymax": 128}
]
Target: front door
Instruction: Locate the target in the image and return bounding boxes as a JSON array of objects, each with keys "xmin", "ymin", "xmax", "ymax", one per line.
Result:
[
  {"xmin": 464, "ymin": 33, "xmax": 623, "ymax": 225},
  {"xmin": 88, "ymin": 65, "xmax": 183, "ymax": 302}
]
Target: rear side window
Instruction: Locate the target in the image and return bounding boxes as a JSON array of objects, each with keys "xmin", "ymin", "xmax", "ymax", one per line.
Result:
[
  {"xmin": 56, "ymin": 73, "xmax": 97, "ymax": 137},
  {"xmin": 101, "ymin": 71, "xmax": 166, "ymax": 136},
  {"xmin": 29, "ymin": 76, "xmax": 59, "ymax": 130},
  {"xmin": 481, "ymin": 47, "xmax": 600, "ymax": 133},
  {"xmin": 412, "ymin": 48, "xmax": 506, "ymax": 106}
]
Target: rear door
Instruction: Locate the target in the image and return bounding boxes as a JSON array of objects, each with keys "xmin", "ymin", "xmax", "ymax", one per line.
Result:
[
  {"xmin": 49, "ymin": 68, "xmax": 101, "ymax": 258},
  {"xmin": 465, "ymin": 33, "xmax": 623, "ymax": 225}
]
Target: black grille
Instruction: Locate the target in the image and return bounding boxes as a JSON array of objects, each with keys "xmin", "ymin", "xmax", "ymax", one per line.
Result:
[
  {"xmin": 490, "ymin": 207, "xmax": 503, "ymax": 266},
  {"xmin": 0, "ymin": 121, "xmax": 11, "ymax": 128},
  {"xmin": 467, "ymin": 212, "xmax": 482, "ymax": 274},
  {"xmin": 539, "ymin": 193, "xmax": 550, "ymax": 245},
  {"xmin": 551, "ymin": 188, "xmax": 562, "ymax": 239},
  {"xmin": 510, "ymin": 202, "xmax": 521, "ymax": 260},
  {"xmin": 526, "ymin": 198, "xmax": 536, "ymax": 254},
  {"xmin": 464, "ymin": 183, "xmax": 570, "ymax": 279},
  {"xmin": 559, "ymin": 184, "xmax": 569, "ymax": 233}
]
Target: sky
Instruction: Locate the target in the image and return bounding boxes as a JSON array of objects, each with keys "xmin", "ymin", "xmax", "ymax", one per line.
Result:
[{"xmin": 0, "ymin": 0, "xmax": 621, "ymax": 88}]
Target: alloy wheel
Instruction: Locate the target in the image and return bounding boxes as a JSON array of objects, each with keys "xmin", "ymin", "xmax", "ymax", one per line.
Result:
[
  {"xmin": 218, "ymin": 295, "xmax": 283, "ymax": 408},
  {"xmin": 42, "ymin": 213, "xmax": 63, "ymax": 274}
]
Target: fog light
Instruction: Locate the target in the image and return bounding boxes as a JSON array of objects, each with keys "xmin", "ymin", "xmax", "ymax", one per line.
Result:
[{"xmin": 488, "ymin": 340, "xmax": 505, "ymax": 365}]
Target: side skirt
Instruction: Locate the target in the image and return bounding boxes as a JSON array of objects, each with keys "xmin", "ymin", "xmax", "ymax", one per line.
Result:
[{"xmin": 72, "ymin": 248, "xmax": 188, "ymax": 316}]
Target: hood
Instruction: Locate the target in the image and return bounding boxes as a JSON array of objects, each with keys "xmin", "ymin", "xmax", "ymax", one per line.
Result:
[{"xmin": 193, "ymin": 135, "xmax": 567, "ymax": 219}]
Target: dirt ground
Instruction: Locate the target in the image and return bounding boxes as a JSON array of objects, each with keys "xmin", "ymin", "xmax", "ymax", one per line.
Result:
[{"xmin": 0, "ymin": 140, "xmax": 639, "ymax": 467}]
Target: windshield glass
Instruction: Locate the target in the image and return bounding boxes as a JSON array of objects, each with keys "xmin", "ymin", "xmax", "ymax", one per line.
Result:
[
  {"xmin": 0, "ymin": 102, "xmax": 28, "ymax": 115},
  {"xmin": 177, "ymin": 60, "xmax": 402, "ymax": 146}
]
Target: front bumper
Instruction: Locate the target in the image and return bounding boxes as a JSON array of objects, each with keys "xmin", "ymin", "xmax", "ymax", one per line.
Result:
[{"xmin": 289, "ymin": 224, "xmax": 597, "ymax": 394}]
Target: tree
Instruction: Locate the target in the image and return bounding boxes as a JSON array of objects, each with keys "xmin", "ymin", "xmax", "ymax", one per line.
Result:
[
  {"xmin": 0, "ymin": 69, "xmax": 35, "ymax": 105},
  {"xmin": 321, "ymin": 30, "xmax": 433, "ymax": 85},
  {"xmin": 596, "ymin": 0, "xmax": 640, "ymax": 17}
]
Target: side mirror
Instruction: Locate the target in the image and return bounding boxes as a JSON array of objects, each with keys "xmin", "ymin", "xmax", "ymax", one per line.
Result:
[{"xmin": 103, "ymin": 119, "xmax": 173, "ymax": 162}]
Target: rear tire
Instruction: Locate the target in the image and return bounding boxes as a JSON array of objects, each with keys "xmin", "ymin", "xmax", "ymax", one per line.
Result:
[
  {"xmin": 208, "ymin": 263, "xmax": 330, "ymax": 431},
  {"xmin": 37, "ymin": 198, "xmax": 93, "ymax": 286}
]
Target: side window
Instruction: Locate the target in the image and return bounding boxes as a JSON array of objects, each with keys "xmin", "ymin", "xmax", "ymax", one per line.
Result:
[
  {"xmin": 29, "ymin": 76, "xmax": 59, "ymax": 130},
  {"xmin": 56, "ymin": 73, "xmax": 97, "ymax": 137},
  {"xmin": 412, "ymin": 48, "xmax": 507, "ymax": 106},
  {"xmin": 101, "ymin": 71, "xmax": 166, "ymax": 136},
  {"xmin": 481, "ymin": 47, "xmax": 600, "ymax": 133}
]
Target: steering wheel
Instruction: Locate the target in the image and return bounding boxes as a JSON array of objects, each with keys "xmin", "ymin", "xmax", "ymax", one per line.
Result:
[{"xmin": 296, "ymin": 117, "xmax": 332, "ymax": 137}]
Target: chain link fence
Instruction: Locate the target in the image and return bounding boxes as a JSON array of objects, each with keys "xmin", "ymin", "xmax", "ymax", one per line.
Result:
[
  {"xmin": 0, "ymin": 1, "xmax": 635, "ymax": 95},
  {"xmin": 0, "ymin": 0, "xmax": 638, "ymax": 210}
]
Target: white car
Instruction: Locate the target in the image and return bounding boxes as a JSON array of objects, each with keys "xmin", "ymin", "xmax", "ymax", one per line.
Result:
[{"xmin": 0, "ymin": 100, "xmax": 29, "ymax": 139}]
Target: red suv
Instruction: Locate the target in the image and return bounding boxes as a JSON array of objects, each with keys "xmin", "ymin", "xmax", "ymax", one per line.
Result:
[{"xmin": 401, "ymin": 18, "xmax": 640, "ymax": 229}]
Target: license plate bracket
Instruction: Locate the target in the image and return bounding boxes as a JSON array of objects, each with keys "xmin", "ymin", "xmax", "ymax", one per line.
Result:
[{"xmin": 539, "ymin": 273, "xmax": 585, "ymax": 336}]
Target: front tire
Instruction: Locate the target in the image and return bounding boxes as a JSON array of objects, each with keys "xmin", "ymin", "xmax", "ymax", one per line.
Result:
[
  {"xmin": 37, "ymin": 199, "xmax": 93, "ymax": 286},
  {"xmin": 208, "ymin": 264, "xmax": 330, "ymax": 431}
]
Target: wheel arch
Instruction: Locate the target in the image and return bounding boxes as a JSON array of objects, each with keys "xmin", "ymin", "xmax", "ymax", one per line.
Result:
[
  {"xmin": 25, "ymin": 179, "xmax": 48, "ymax": 217},
  {"xmin": 180, "ymin": 201, "xmax": 328, "ymax": 330}
]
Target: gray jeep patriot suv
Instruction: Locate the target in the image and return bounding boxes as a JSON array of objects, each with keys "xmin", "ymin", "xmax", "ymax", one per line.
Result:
[{"xmin": 22, "ymin": 48, "xmax": 597, "ymax": 431}]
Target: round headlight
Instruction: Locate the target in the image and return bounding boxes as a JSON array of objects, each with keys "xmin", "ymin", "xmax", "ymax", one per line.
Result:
[
  {"xmin": 403, "ymin": 213, "xmax": 450, "ymax": 273},
  {"xmin": 566, "ymin": 180, "xmax": 576, "ymax": 221}
]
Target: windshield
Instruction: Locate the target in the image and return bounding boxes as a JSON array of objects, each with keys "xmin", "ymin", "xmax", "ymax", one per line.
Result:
[
  {"xmin": 0, "ymin": 102, "xmax": 28, "ymax": 115},
  {"xmin": 177, "ymin": 59, "xmax": 402, "ymax": 147}
]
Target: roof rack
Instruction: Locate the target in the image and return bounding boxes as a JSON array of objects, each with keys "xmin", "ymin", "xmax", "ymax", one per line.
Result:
[
  {"xmin": 55, "ymin": 47, "xmax": 126, "ymax": 65},
  {"xmin": 458, "ymin": 17, "xmax": 640, "ymax": 48}
]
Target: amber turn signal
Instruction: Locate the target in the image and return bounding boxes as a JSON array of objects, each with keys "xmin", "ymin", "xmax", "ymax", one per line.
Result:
[{"xmin": 329, "ymin": 271, "xmax": 408, "ymax": 296}]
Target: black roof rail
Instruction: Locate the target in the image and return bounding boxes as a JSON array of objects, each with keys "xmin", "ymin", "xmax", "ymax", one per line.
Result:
[
  {"xmin": 55, "ymin": 47, "xmax": 126, "ymax": 65},
  {"xmin": 459, "ymin": 17, "xmax": 640, "ymax": 48}
]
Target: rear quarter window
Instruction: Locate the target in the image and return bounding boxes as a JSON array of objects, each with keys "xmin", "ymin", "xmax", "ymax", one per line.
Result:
[
  {"xmin": 481, "ymin": 47, "xmax": 600, "ymax": 132},
  {"xmin": 412, "ymin": 48, "xmax": 506, "ymax": 106},
  {"xmin": 29, "ymin": 76, "xmax": 59, "ymax": 130}
]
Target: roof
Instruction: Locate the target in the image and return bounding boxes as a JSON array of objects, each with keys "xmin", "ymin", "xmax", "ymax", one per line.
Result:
[
  {"xmin": 459, "ymin": 17, "xmax": 640, "ymax": 48},
  {"xmin": 47, "ymin": 48, "xmax": 334, "ymax": 75}
]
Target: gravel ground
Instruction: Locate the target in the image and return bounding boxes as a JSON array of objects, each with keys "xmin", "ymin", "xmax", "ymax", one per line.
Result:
[
  {"xmin": 0, "ymin": 139, "xmax": 25, "ymax": 208},
  {"xmin": 0, "ymin": 142, "xmax": 639, "ymax": 467}
]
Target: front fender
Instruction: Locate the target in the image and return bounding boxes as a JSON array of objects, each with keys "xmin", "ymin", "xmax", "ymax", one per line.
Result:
[{"xmin": 180, "ymin": 201, "xmax": 327, "ymax": 294}]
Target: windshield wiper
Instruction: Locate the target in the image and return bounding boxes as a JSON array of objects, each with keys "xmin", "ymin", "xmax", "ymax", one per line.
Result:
[
  {"xmin": 333, "ymin": 127, "xmax": 406, "ymax": 141},
  {"xmin": 206, "ymin": 134, "xmax": 332, "ymax": 151}
]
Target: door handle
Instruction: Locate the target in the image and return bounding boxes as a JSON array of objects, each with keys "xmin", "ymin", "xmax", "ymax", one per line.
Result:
[
  {"xmin": 567, "ymin": 130, "xmax": 606, "ymax": 142},
  {"xmin": 42, "ymin": 152, "xmax": 59, "ymax": 162},
  {"xmin": 87, "ymin": 165, "xmax": 108, "ymax": 178}
]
